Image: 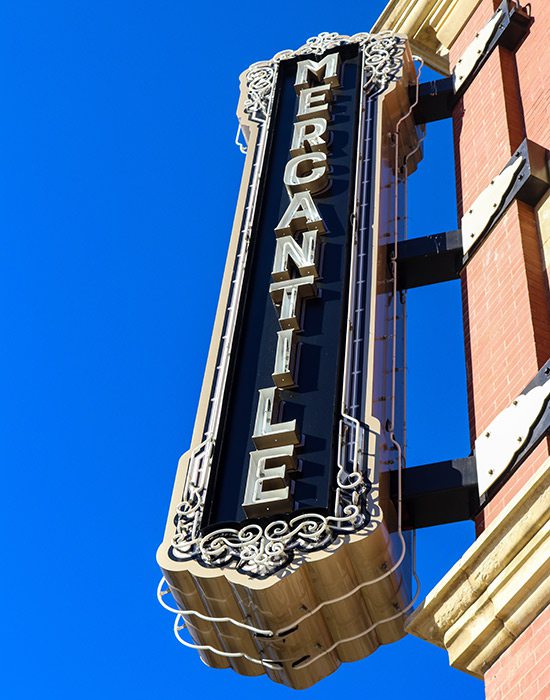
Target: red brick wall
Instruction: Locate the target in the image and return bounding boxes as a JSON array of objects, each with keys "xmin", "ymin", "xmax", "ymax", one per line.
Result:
[
  {"xmin": 450, "ymin": 1, "xmax": 550, "ymax": 698},
  {"xmin": 516, "ymin": 3, "xmax": 550, "ymax": 149},
  {"xmin": 451, "ymin": 0, "xmax": 550, "ymax": 531},
  {"xmin": 484, "ymin": 606, "xmax": 550, "ymax": 700}
]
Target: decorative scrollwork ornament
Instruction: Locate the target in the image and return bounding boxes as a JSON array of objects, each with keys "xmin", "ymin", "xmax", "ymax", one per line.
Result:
[{"xmin": 243, "ymin": 64, "xmax": 275, "ymax": 121}]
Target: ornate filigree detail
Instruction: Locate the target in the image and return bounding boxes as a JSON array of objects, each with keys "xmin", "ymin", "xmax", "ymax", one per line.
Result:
[
  {"xmin": 360, "ymin": 33, "xmax": 406, "ymax": 94},
  {"xmin": 293, "ymin": 31, "xmax": 364, "ymax": 57},
  {"xmin": 170, "ymin": 438, "xmax": 368, "ymax": 577},
  {"xmin": 242, "ymin": 64, "xmax": 276, "ymax": 121},
  {"xmin": 270, "ymin": 31, "xmax": 370, "ymax": 63},
  {"xmin": 172, "ymin": 503, "xmax": 365, "ymax": 578},
  {"xmin": 334, "ymin": 418, "xmax": 371, "ymax": 517},
  {"xmin": 241, "ymin": 31, "xmax": 406, "ymax": 122},
  {"xmin": 170, "ymin": 437, "xmax": 371, "ymax": 577}
]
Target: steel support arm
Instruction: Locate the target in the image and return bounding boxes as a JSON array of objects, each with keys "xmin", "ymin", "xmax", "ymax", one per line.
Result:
[
  {"xmin": 411, "ymin": 0, "xmax": 533, "ymax": 125},
  {"xmin": 393, "ymin": 230, "xmax": 462, "ymax": 291},
  {"xmin": 390, "ymin": 457, "xmax": 479, "ymax": 530}
]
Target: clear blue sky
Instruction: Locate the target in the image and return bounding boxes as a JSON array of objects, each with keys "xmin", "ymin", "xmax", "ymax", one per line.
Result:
[{"xmin": 0, "ymin": 2, "xmax": 483, "ymax": 698}]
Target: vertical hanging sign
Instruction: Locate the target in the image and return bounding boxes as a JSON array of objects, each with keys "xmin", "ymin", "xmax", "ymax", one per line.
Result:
[{"xmin": 157, "ymin": 32, "xmax": 422, "ymax": 690}]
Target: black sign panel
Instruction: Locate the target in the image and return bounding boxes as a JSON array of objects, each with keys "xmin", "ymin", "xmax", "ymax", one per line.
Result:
[{"xmin": 202, "ymin": 45, "xmax": 373, "ymax": 528}]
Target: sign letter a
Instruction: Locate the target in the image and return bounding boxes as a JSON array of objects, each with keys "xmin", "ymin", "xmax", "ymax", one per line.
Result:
[{"xmin": 275, "ymin": 191, "xmax": 326, "ymax": 237}]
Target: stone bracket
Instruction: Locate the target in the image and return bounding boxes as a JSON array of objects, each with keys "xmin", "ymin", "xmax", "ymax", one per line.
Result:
[
  {"xmin": 405, "ymin": 457, "xmax": 550, "ymax": 678},
  {"xmin": 411, "ymin": 0, "xmax": 533, "ymax": 125},
  {"xmin": 476, "ymin": 358, "xmax": 550, "ymax": 500},
  {"xmin": 461, "ymin": 138, "xmax": 550, "ymax": 259}
]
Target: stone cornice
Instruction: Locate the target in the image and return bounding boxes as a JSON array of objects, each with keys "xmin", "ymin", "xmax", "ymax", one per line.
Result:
[
  {"xmin": 371, "ymin": 0, "xmax": 483, "ymax": 74},
  {"xmin": 406, "ymin": 458, "xmax": 550, "ymax": 677}
]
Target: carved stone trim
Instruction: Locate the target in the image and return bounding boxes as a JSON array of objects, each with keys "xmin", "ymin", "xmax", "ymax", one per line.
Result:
[
  {"xmin": 406, "ymin": 458, "xmax": 550, "ymax": 677},
  {"xmin": 372, "ymin": 0, "xmax": 483, "ymax": 74}
]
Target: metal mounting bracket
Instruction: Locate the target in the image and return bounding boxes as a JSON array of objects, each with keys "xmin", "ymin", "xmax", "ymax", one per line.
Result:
[
  {"xmin": 391, "ymin": 230, "xmax": 462, "ymax": 291},
  {"xmin": 388, "ymin": 359, "xmax": 550, "ymax": 524},
  {"xmin": 389, "ymin": 456, "xmax": 479, "ymax": 530},
  {"xmin": 412, "ymin": 78, "xmax": 454, "ymax": 125},
  {"xmin": 462, "ymin": 138, "xmax": 550, "ymax": 260},
  {"xmin": 476, "ymin": 358, "xmax": 550, "ymax": 500},
  {"xmin": 411, "ymin": 0, "xmax": 533, "ymax": 125}
]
